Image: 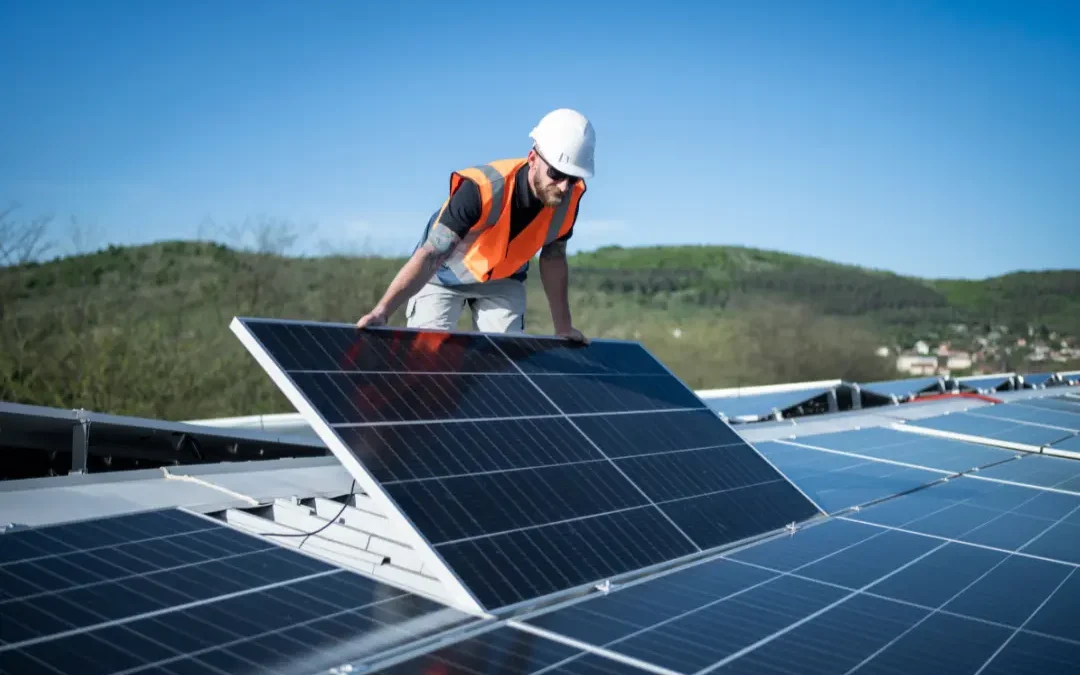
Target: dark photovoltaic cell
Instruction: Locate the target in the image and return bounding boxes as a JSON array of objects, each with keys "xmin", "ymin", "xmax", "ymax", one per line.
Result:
[
  {"xmin": 969, "ymin": 403, "xmax": 1080, "ymax": 432},
  {"xmin": 780, "ymin": 427, "xmax": 1014, "ymax": 473},
  {"xmin": 232, "ymin": 318, "xmax": 822, "ymax": 611},
  {"xmin": 0, "ymin": 509, "xmax": 479, "ymax": 675},
  {"xmin": 906, "ymin": 412, "xmax": 1074, "ymax": 447},
  {"xmin": 754, "ymin": 440, "xmax": 945, "ymax": 514},
  {"xmin": 515, "ymin": 494, "xmax": 1080, "ymax": 675}
]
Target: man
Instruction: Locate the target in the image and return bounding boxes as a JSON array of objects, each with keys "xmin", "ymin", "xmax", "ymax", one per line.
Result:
[{"xmin": 355, "ymin": 108, "xmax": 595, "ymax": 342}]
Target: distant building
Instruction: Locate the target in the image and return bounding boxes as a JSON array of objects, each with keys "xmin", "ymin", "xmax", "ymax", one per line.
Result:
[
  {"xmin": 946, "ymin": 351, "xmax": 972, "ymax": 370},
  {"xmin": 914, "ymin": 341, "xmax": 930, "ymax": 355},
  {"xmin": 897, "ymin": 354, "xmax": 938, "ymax": 376}
]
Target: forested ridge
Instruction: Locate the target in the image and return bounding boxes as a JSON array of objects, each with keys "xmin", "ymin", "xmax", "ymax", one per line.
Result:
[{"xmin": 2, "ymin": 238, "xmax": 1077, "ymax": 421}]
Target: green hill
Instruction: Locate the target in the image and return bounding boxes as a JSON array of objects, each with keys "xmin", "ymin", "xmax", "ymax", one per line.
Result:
[{"xmin": 2, "ymin": 240, "xmax": 1077, "ymax": 421}]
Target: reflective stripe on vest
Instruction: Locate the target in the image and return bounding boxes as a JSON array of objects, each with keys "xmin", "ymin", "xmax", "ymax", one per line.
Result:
[{"xmin": 437, "ymin": 158, "xmax": 585, "ymax": 284}]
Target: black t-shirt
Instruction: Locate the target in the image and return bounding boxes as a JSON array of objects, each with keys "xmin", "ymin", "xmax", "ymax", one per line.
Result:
[{"xmin": 440, "ymin": 163, "xmax": 576, "ymax": 245}]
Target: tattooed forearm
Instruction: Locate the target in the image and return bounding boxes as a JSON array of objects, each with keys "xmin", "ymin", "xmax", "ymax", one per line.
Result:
[
  {"xmin": 368, "ymin": 224, "xmax": 461, "ymax": 319},
  {"xmin": 425, "ymin": 222, "xmax": 462, "ymax": 256}
]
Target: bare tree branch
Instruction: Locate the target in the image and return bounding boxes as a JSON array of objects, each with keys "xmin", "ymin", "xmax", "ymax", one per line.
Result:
[{"xmin": 0, "ymin": 203, "xmax": 55, "ymax": 266}]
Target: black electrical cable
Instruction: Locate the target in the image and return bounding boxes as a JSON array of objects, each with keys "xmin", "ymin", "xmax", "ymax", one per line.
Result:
[{"xmin": 255, "ymin": 478, "xmax": 356, "ymax": 549}]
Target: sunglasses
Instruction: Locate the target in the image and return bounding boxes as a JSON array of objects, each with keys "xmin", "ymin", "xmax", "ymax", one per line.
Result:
[
  {"xmin": 545, "ymin": 165, "xmax": 579, "ymax": 185},
  {"xmin": 536, "ymin": 150, "xmax": 579, "ymax": 185}
]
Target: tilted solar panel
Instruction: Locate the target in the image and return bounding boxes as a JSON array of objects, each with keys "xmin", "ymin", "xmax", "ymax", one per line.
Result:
[
  {"xmin": 957, "ymin": 375, "xmax": 1015, "ymax": 392},
  {"xmin": 1018, "ymin": 372, "xmax": 1054, "ymax": 387},
  {"xmin": 0, "ymin": 509, "xmax": 479, "ymax": 675},
  {"xmin": 858, "ymin": 375, "xmax": 942, "ymax": 399},
  {"xmin": 231, "ymin": 318, "xmax": 824, "ymax": 613},
  {"xmin": 703, "ymin": 387, "xmax": 834, "ymax": 420}
]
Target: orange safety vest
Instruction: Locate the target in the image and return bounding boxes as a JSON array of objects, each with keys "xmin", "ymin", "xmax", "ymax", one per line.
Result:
[{"xmin": 432, "ymin": 158, "xmax": 586, "ymax": 284}]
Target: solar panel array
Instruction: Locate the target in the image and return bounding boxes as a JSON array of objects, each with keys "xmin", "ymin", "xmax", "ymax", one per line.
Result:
[
  {"xmin": 8, "ymin": 317, "xmax": 1080, "ymax": 674},
  {"xmin": 230, "ymin": 318, "xmax": 824, "ymax": 613},
  {"xmin": 508, "ymin": 504, "xmax": 1080, "ymax": 675},
  {"xmin": 0, "ymin": 509, "xmax": 478, "ymax": 675}
]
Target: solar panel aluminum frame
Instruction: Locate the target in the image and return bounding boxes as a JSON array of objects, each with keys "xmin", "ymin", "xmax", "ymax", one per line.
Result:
[
  {"xmin": 230, "ymin": 316, "xmax": 826, "ymax": 617},
  {"xmin": 889, "ymin": 419, "xmax": 1048, "ymax": 455},
  {"xmin": 0, "ymin": 399, "xmax": 328, "ymax": 480},
  {"xmin": 1043, "ymin": 443, "xmax": 1080, "ymax": 461}
]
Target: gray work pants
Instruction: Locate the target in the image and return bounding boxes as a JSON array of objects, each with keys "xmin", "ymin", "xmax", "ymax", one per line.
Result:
[{"xmin": 405, "ymin": 278, "xmax": 526, "ymax": 333}]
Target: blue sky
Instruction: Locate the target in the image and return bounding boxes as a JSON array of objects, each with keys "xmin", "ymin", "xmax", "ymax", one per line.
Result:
[{"xmin": 2, "ymin": 0, "xmax": 1077, "ymax": 279}]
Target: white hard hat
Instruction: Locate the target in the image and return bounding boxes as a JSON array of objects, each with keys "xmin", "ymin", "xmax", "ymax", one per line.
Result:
[{"xmin": 529, "ymin": 108, "xmax": 596, "ymax": 179}]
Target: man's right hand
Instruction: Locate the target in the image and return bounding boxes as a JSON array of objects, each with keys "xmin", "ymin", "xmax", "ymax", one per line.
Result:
[{"xmin": 356, "ymin": 308, "xmax": 388, "ymax": 329}]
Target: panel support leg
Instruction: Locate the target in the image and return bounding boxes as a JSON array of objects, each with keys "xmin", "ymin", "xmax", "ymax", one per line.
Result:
[{"xmin": 72, "ymin": 410, "xmax": 90, "ymax": 475}]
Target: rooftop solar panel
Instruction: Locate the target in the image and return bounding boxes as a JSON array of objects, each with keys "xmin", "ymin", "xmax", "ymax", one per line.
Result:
[
  {"xmin": 858, "ymin": 376, "xmax": 943, "ymax": 399},
  {"xmin": 754, "ymin": 440, "xmax": 946, "ymax": 514},
  {"xmin": 1022, "ymin": 396, "xmax": 1080, "ymax": 414},
  {"xmin": 957, "ymin": 375, "xmax": 1015, "ymax": 392},
  {"xmin": 905, "ymin": 412, "xmax": 1075, "ymax": 447},
  {"xmin": 845, "ymin": 475, "xmax": 1080, "ymax": 563},
  {"xmin": 777, "ymin": 427, "xmax": 1015, "ymax": 473},
  {"xmin": 969, "ymin": 403, "xmax": 1080, "ymax": 432},
  {"xmin": 513, "ymin": 502, "xmax": 1080, "ymax": 675},
  {"xmin": 0, "ymin": 509, "xmax": 479, "ymax": 675},
  {"xmin": 971, "ymin": 454, "xmax": 1080, "ymax": 493},
  {"xmin": 1019, "ymin": 372, "xmax": 1054, "ymax": 387},
  {"xmin": 231, "ymin": 318, "xmax": 823, "ymax": 613},
  {"xmin": 703, "ymin": 387, "xmax": 834, "ymax": 419}
]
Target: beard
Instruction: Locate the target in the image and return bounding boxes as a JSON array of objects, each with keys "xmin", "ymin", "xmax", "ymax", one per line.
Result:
[{"xmin": 532, "ymin": 171, "xmax": 566, "ymax": 207}]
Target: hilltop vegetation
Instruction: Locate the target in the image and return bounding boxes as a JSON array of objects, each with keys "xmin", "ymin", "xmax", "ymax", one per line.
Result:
[{"xmin": 2, "ymin": 224, "xmax": 1077, "ymax": 421}]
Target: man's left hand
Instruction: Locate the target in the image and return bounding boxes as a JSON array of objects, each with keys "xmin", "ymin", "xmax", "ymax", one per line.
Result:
[{"xmin": 557, "ymin": 326, "xmax": 589, "ymax": 344}]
